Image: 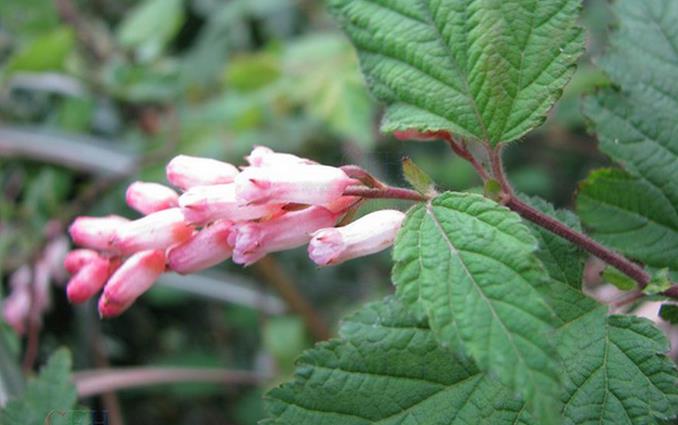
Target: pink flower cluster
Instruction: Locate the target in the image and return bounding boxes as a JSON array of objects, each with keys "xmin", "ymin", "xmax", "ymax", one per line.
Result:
[{"xmin": 65, "ymin": 147, "xmax": 405, "ymax": 318}]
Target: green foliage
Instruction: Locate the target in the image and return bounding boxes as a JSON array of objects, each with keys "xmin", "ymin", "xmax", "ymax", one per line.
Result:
[
  {"xmin": 579, "ymin": 0, "xmax": 678, "ymax": 272},
  {"xmin": 266, "ymin": 198, "xmax": 678, "ymax": 424},
  {"xmin": 0, "ymin": 349, "xmax": 86, "ymax": 425},
  {"xmin": 264, "ymin": 297, "xmax": 535, "ymax": 425},
  {"xmin": 328, "ymin": 0, "xmax": 584, "ymax": 144},
  {"xmin": 392, "ymin": 192, "xmax": 559, "ymax": 419},
  {"xmin": 526, "ymin": 199, "xmax": 678, "ymax": 424}
]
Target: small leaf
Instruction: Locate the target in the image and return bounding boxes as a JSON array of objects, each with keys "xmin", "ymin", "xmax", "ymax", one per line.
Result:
[
  {"xmin": 392, "ymin": 192, "xmax": 559, "ymax": 420},
  {"xmin": 658, "ymin": 304, "xmax": 678, "ymax": 324},
  {"xmin": 402, "ymin": 157, "xmax": 435, "ymax": 196},
  {"xmin": 602, "ymin": 266, "xmax": 637, "ymax": 291},
  {"xmin": 646, "ymin": 268, "xmax": 672, "ymax": 295},
  {"xmin": 329, "ymin": 0, "xmax": 584, "ymax": 144},
  {"xmin": 0, "ymin": 349, "xmax": 85, "ymax": 425},
  {"xmin": 484, "ymin": 179, "xmax": 502, "ymax": 202}
]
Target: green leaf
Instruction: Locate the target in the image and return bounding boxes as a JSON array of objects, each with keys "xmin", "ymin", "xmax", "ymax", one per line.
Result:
[
  {"xmin": 524, "ymin": 198, "xmax": 678, "ymax": 424},
  {"xmin": 117, "ymin": 0, "xmax": 184, "ymax": 61},
  {"xmin": 402, "ymin": 157, "xmax": 436, "ymax": 196},
  {"xmin": 392, "ymin": 192, "xmax": 559, "ymax": 418},
  {"xmin": 579, "ymin": 0, "xmax": 678, "ymax": 272},
  {"xmin": 578, "ymin": 169, "xmax": 678, "ymax": 271},
  {"xmin": 329, "ymin": 0, "xmax": 584, "ymax": 144},
  {"xmin": 0, "ymin": 349, "xmax": 86, "ymax": 425},
  {"xmin": 658, "ymin": 304, "xmax": 678, "ymax": 325},
  {"xmin": 558, "ymin": 309, "xmax": 678, "ymax": 424},
  {"xmin": 265, "ymin": 297, "xmax": 535, "ymax": 425}
]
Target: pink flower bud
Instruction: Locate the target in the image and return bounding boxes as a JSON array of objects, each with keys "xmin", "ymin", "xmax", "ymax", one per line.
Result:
[
  {"xmin": 111, "ymin": 208, "xmax": 194, "ymax": 254},
  {"xmin": 168, "ymin": 220, "xmax": 234, "ymax": 274},
  {"xmin": 308, "ymin": 210, "xmax": 405, "ymax": 266},
  {"xmin": 393, "ymin": 129, "xmax": 450, "ymax": 142},
  {"xmin": 2, "ymin": 266, "xmax": 31, "ymax": 334},
  {"xmin": 245, "ymin": 146, "xmax": 316, "ymax": 167},
  {"xmin": 64, "ymin": 249, "xmax": 100, "ymax": 274},
  {"xmin": 231, "ymin": 206, "xmax": 339, "ymax": 265},
  {"xmin": 69, "ymin": 215, "xmax": 129, "ymax": 252},
  {"xmin": 98, "ymin": 250, "xmax": 166, "ymax": 318},
  {"xmin": 179, "ymin": 184, "xmax": 282, "ymax": 225},
  {"xmin": 234, "ymin": 164, "xmax": 356, "ymax": 206},
  {"xmin": 166, "ymin": 155, "xmax": 239, "ymax": 190},
  {"xmin": 66, "ymin": 256, "xmax": 117, "ymax": 304},
  {"xmin": 126, "ymin": 181, "xmax": 179, "ymax": 215}
]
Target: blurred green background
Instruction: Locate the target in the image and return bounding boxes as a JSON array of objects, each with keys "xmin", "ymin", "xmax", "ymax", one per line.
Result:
[{"xmin": 0, "ymin": 0, "xmax": 617, "ymax": 424}]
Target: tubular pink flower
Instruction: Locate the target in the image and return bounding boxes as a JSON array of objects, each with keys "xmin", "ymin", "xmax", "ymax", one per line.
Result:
[
  {"xmin": 111, "ymin": 208, "xmax": 194, "ymax": 254},
  {"xmin": 126, "ymin": 181, "xmax": 179, "ymax": 215},
  {"xmin": 393, "ymin": 129, "xmax": 450, "ymax": 142},
  {"xmin": 231, "ymin": 206, "xmax": 340, "ymax": 266},
  {"xmin": 245, "ymin": 146, "xmax": 316, "ymax": 167},
  {"xmin": 98, "ymin": 250, "xmax": 166, "ymax": 318},
  {"xmin": 234, "ymin": 164, "xmax": 357, "ymax": 206},
  {"xmin": 64, "ymin": 249, "xmax": 100, "ymax": 274},
  {"xmin": 66, "ymin": 256, "xmax": 117, "ymax": 304},
  {"xmin": 179, "ymin": 184, "xmax": 282, "ymax": 225},
  {"xmin": 168, "ymin": 220, "xmax": 234, "ymax": 274},
  {"xmin": 308, "ymin": 209, "xmax": 405, "ymax": 266},
  {"xmin": 166, "ymin": 155, "xmax": 239, "ymax": 190},
  {"xmin": 2, "ymin": 266, "xmax": 31, "ymax": 334},
  {"xmin": 69, "ymin": 215, "xmax": 129, "ymax": 252}
]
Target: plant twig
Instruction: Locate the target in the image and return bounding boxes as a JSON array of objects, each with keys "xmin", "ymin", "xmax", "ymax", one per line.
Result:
[
  {"xmin": 485, "ymin": 145, "xmax": 658, "ymax": 289},
  {"xmin": 74, "ymin": 367, "xmax": 265, "ymax": 398},
  {"xmin": 444, "ymin": 137, "xmax": 491, "ymax": 182}
]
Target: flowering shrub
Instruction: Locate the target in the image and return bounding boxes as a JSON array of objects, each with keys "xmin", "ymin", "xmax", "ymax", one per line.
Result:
[{"xmin": 2, "ymin": 0, "xmax": 677, "ymax": 424}]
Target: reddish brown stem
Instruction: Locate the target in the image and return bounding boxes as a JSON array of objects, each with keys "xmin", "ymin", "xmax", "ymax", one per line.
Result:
[
  {"xmin": 505, "ymin": 196, "xmax": 651, "ymax": 286},
  {"xmin": 485, "ymin": 145, "xmax": 664, "ymax": 293},
  {"xmin": 344, "ymin": 185, "xmax": 428, "ymax": 202},
  {"xmin": 445, "ymin": 137, "xmax": 491, "ymax": 182}
]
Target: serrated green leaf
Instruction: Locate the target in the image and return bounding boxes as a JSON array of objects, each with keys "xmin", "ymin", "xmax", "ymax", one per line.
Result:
[
  {"xmin": 578, "ymin": 169, "xmax": 678, "ymax": 271},
  {"xmin": 559, "ymin": 309, "xmax": 678, "ymax": 424},
  {"xmin": 264, "ymin": 297, "xmax": 535, "ymax": 425},
  {"xmin": 524, "ymin": 198, "xmax": 678, "ymax": 424},
  {"xmin": 658, "ymin": 304, "xmax": 678, "ymax": 324},
  {"xmin": 579, "ymin": 0, "xmax": 678, "ymax": 272},
  {"xmin": 0, "ymin": 348, "xmax": 86, "ymax": 425},
  {"xmin": 392, "ymin": 192, "xmax": 559, "ymax": 419},
  {"xmin": 329, "ymin": 0, "xmax": 584, "ymax": 144}
]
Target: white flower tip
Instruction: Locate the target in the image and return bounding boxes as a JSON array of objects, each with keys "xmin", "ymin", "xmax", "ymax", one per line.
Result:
[{"xmin": 308, "ymin": 228, "xmax": 345, "ymax": 266}]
